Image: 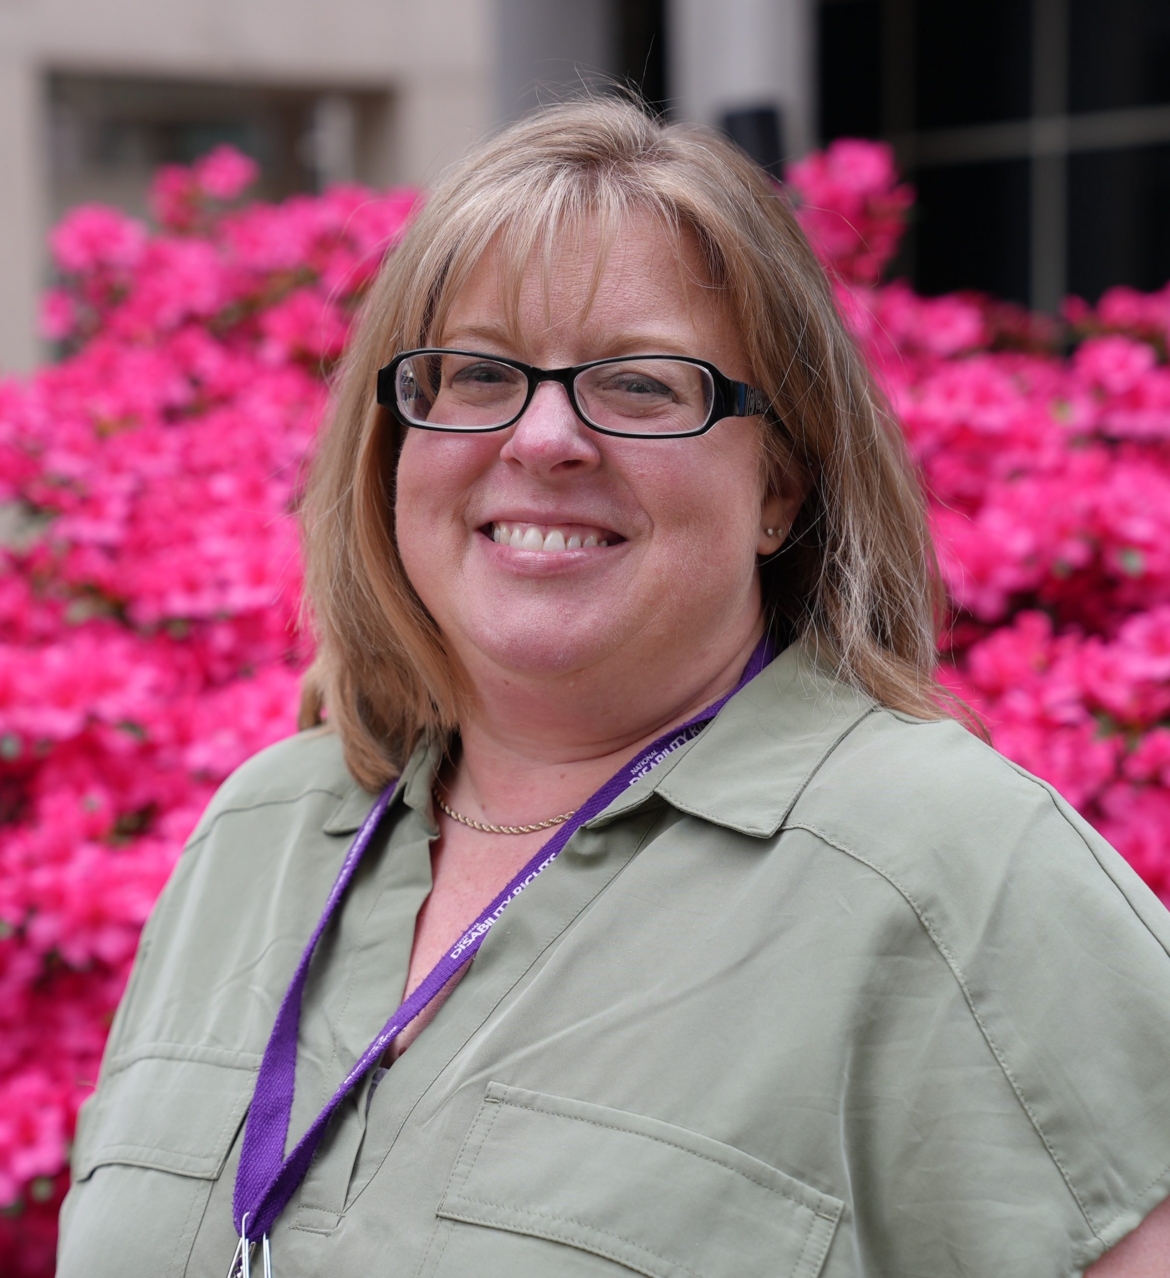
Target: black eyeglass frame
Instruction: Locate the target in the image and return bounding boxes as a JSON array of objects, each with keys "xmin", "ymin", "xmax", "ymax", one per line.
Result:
[{"xmin": 376, "ymin": 348, "xmax": 772, "ymax": 440}]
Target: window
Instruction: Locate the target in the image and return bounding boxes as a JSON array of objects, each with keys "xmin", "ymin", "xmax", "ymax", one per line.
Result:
[
  {"xmin": 819, "ymin": 0, "xmax": 1170, "ymax": 308},
  {"xmin": 48, "ymin": 74, "xmax": 390, "ymax": 227}
]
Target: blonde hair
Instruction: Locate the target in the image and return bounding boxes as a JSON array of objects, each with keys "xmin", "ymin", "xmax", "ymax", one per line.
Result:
[{"xmin": 299, "ymin": 97, "xmax": 945, "ymax": 790}]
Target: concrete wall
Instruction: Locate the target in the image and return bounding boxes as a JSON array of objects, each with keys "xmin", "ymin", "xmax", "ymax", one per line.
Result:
[
  {"xmin": 494, "ymin": 0, "xmax": 616, "ymax": 121},
  {"xmin": 0, "ymin": 56, "xmax": 50, "ymax": 375},
  {"xmin": 668, "ymin": 0, "xmax": 815, "ymax": 157},
  {"xmin": 0, "ymin": 0, "xmax": 495, "ymax": 373}
]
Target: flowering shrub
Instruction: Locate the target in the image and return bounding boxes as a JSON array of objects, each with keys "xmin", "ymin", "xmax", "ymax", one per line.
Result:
[
  {"xmin": 0, "ymin": 149, "xmax": 416, "ymax": 1274},
  {"xmin": 0, "ymin": 135, "xmax": 1168, "ymax": 1273}
]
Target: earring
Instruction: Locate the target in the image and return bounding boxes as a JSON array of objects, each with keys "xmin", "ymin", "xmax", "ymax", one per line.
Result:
[{"xmin": 765, "ymin": 527, "xmax": 778, "ymax": 537}]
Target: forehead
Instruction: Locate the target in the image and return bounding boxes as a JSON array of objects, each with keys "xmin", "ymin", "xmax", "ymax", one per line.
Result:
[{"xmin": 433, "ymin": 209, "xmax": 735, "ymax": 355}]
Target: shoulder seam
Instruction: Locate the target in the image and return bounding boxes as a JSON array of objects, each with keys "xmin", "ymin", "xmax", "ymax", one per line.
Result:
[
  {"xmin": 184, "ymin": 787, "xmax": 351, "ymax": 854},
  {"xmin": 781, "ymin": 704, "xmax": 883, "ymax": 821},
  {"xmin": 786, "ymin": 817, "xmax": 1105, "ymax": 1244},
  {"xmin": 999, "ymin": 759, "xmax": 1170, "ymax": 966}
]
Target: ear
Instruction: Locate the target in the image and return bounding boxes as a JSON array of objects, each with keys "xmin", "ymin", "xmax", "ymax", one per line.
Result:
[{"xmin": 757, "ymin": 482, "xmax": 804, "ymax": 556}]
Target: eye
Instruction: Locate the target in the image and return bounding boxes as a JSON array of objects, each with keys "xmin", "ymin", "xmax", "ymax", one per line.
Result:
[
  {"xmin": 451, "ymin": 361, "xmax": 514, "ymax": 386},
  {"xmin": 590, "ymin": 367, "xmax": 679, "ymax": 400},
  {"xmin": 607, "ymin": 372, "xmax": 674, "ymax": 397}
]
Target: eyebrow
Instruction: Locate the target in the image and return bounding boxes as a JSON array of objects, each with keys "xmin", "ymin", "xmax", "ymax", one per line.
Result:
[
  {"xmin": 438, "ymin": 324, "xmax": 700, "ymax": 361},
  {"xmin": 437, "ymin": 323, "xmax": 518, "ymax": 349}
]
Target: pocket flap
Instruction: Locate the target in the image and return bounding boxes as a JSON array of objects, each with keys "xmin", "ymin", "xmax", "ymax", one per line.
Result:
[
  {"xmin": 75, "ymin": 1044, "xmax": 258, "ymax": 1181},
  {"xmin": 438, "ymin": 1083, "xmax": 843, "ymax": 1278}
]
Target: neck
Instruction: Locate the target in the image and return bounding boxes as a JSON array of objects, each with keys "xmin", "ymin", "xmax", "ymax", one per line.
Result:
[{"xmin": 444, "ymin": 619, "xmax": 766, "ymax": 825}]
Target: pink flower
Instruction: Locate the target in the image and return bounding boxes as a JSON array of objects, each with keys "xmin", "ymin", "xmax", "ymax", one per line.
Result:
[
  {"xmin": 194, "ymin": 145, "xmax": 259, "ymax": 202},
  {"xmin": 49, "ymin": 207, "xmax": 146, "ymax": 276},
  {"xmin": 148, "ymin": 165, "xmax": 199, "ymax": 232},
  {"xmin": 37, "ymin": 290, "xmax": 77, "ymax": 342},
  {"xmin": 259, "ymin": 288, "xmax": 349, "ymax": 363},
  {"xmin": 0, "ymin": 1071, "xmax": 68, "ymax": 1206},
  {"xmin": 1075, "ymin": 335, "xmax": 1157, "ymax": 396},
  {"xmin": 785, "ymin": 139, "xmax": 914, "ymax": 286},
  {"xmin": 1098, "ymin": 783, "xmax": 1170, "ymax": 897}
]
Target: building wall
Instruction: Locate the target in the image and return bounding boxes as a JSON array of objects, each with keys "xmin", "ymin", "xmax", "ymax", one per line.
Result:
[
  {"xmin": 669, "ymin": 0, "xmax": 815, "ymax": 157},
  {"xmin": 0, "ymin": 0, "xmax": 494, "ymax": 373},
  {"xmin": 0, "ymin": 0, "xmax": 820, "ymax": 375},
  {"xmin": 494, "ymin": 0, "xmax": 616, "ymax": 121}
]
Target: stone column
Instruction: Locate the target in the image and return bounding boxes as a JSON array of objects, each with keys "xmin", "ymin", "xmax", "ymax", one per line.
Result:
[
  {"xmin": 0, "ymin": 58, "xmax": 46, "ymax": 375},
  {"xmin": 667, "ymin": 0, "xmax": 815, "ymax": 158},
  {"xmin": 493, "ymin": 0, "xmax": 617, "ymax": 122}
]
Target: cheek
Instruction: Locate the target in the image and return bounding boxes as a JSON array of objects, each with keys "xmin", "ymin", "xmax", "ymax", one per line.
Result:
[
  {"xmin": 393, "ymin": 432, "xmax": 487, "ymax": 595},
  {"xmin": 644, "ymin": 436, "xmax": 764, "ymax": 558},
  {"xmin": 397, "ymin": 431, "xmax": 458, "ymax": 512}
]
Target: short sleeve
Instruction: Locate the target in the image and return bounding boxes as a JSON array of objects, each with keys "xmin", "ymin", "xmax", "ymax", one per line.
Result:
[
  {"xmin": 974, "ymin": 776, "xmax": 1170, "ymax": 1265},
  {"xmin": 799, "ymin": 712, "xmax": 1170, "ymax": 1275}
]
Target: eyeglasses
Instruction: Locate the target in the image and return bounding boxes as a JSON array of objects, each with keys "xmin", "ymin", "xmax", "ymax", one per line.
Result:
[{"xmin": 376, "ymin": 348, "xmax": 770, "ymax": 439}]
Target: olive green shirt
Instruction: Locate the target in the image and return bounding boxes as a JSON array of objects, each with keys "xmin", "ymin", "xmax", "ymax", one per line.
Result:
[{"xmin": 57, "ymin": 642, "xmax": 1170, "ymax": 1277}]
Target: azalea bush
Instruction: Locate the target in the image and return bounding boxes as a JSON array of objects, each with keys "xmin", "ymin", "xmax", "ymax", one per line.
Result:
[
  {"xmin": 0, "ymin": 148, "xmax": 417, "ymax": 1274},
  {"xmin": 1, "ymin": 136, "xmax": 1169, "ymax": 1273}
]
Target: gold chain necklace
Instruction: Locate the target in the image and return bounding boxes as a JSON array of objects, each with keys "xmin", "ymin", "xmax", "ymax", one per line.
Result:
[{"xmin": 433, "ymin": 789, "xmax": 577, "ymax": 836}]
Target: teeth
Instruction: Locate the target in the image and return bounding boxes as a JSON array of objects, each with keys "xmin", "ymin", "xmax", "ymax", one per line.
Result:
[{"xmin": 490, "ymin": 522, "xmax": 614, "ymax": 553}]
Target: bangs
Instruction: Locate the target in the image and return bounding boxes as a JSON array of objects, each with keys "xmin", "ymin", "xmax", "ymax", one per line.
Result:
[{"xmin": 420, "ymin": 168, "xmax": 699, "ymax": 355}]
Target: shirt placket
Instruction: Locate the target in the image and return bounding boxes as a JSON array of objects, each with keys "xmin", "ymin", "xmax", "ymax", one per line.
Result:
[{"xmin": 292, "ymin": 804, "xmax": 666, "ymax": 1269}]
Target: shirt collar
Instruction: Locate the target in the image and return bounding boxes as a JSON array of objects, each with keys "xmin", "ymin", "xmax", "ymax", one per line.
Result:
[
  {"xmin": 322, "ymin": 638, "xmax": 876, "ymax": 840},
  {"xmin": 582, "ymin": 637, "xmax": 876, "ymax": 838},
  {"xmin": 322, "ymin": 736, "xmax": 442, "ymax": 836}
]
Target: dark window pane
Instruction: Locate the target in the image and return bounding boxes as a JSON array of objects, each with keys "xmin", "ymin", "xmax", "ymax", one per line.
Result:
[
  {"xmin": 1068, "ymin": 144, "xmax": 1170, "ymax": 300},
  {"xmin": 1070, "ymin": 0, "xmax": 1170, "ymax": 112},
  {"xmin": 618, "ymin": 0, "xmax": 667, "ymax": 115},
  {"xmin": 48, "ymin": 73, "xmax": 388, "ymax": 225},
  {"xmin": 915, "ymin": 0, "xmax": 1033, "ymax": 129},
  {"xmin": 911, "ymin": 159, "xmax": 1031, "ymax": 303},
  {"xmin": 819, "ymin": 0, "xmax": 882, "ymax": 140}
]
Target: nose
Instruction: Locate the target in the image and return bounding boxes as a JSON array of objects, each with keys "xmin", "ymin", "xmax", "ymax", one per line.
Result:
[{"xmin": 499, "ymin": 380, "xmax": 601, "ymax": 475}]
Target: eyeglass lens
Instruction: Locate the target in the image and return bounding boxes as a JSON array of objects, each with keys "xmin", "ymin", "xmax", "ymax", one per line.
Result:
[{"xmin": 395, "ymin": 352, "xmax": 716, "ymax": 435}]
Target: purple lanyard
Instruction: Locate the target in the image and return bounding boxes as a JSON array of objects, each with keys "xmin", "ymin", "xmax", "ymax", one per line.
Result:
[{"xmin": 230, "ymin": 637, "xmax": 775, "ymax": 1264}]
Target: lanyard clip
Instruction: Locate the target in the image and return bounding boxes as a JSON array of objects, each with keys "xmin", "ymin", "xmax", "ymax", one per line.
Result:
[
  {"xmin": 226, "ymin": 1236, "xmax": 248, "ymax": 1278},
  {"xmin": 227, "ymin": 1216, "xmax": 272, "ymax": 1278}
]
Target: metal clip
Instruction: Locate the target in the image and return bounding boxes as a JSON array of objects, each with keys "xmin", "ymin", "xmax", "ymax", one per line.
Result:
[
  {"xmin": 227, "ymin": 1214, "xmax": 256, "ymax": 1278},
  {"xmin": 261, "ymin": 1233, "xmax": 273, "ymax": 1278}
]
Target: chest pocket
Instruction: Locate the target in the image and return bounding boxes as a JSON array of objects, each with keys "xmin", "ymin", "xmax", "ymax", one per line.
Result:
[
  {"xmin": 431, "ymin": 1083, "xmax": 842, "ymax": 1278},
  {"xmin": 57, "ymin": 1045, "xmax": 257, "ymax": 1278}
]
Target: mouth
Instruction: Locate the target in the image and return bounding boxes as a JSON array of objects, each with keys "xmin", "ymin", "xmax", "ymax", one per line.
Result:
[{"xmin": 484, "ymin": 520, "xmax": 625, "ymax": 553}]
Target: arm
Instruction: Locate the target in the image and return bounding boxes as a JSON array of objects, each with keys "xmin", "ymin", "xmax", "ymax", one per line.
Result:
[{"xmin": 1087, "ymin": 1197, "xmax": 1170, "ymax": 1277}]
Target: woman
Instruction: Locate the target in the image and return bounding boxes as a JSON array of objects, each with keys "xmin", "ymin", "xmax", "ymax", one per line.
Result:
[{"xmin": 57, "ymin": 99, "xmax": 1170, "ymax": 1277}]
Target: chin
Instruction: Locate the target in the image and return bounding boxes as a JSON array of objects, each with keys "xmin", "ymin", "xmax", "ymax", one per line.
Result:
[{"xmin": 461, "ymin": 613, "xmax": 622, "ymax": 679}]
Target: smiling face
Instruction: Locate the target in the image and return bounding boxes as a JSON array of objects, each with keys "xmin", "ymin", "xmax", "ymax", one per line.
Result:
[{"xmin": 393, "ymin": 211, "xmax": 794, "ymax": 702}]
